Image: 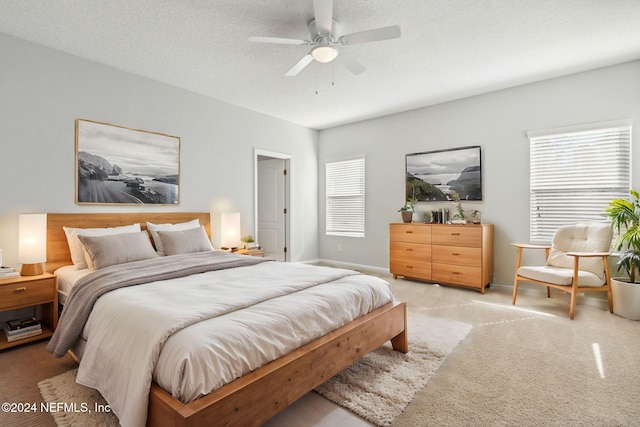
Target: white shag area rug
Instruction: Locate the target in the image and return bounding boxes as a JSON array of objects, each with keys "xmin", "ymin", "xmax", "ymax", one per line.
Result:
[
  {"xmin": 314, "ymin": 314, "xmax": 472, "ymax": 426},
  {"xmin": 38, "ymin": 314, "xmax": 471, "ymax": 427},
  {"xmin": 38, "ymin": 369, "xmax": 118, "ymax": 427}
]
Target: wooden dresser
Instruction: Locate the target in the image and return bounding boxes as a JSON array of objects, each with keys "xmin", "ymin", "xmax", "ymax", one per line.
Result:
[{"xmin": 390, "ymin": 223, "xmax": 494, "ymax": 293}]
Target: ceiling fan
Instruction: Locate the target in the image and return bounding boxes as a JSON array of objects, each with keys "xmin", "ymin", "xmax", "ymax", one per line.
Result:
[{"xmin": 248, "ymin": 0, "xmax": 401, "ymax": 77}]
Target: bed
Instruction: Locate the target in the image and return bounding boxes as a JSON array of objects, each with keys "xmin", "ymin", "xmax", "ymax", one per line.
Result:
[{"xmin": 45, "ymin": 212, "xmax": 408, "ymax": 427}]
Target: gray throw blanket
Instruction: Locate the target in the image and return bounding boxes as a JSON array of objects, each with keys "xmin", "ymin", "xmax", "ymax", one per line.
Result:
[{"xmin": 47, "ymin": 251, "xmax": 269, "ymax": 357}]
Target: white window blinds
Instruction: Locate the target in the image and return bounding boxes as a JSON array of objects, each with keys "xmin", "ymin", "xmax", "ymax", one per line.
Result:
[
  {"xmin": 529, "ymin": 125, "xmax": 630, "ymax": 244},
  {"xmin": 326, "ymin": 157, "xmax": 365, "ymax": 237}
]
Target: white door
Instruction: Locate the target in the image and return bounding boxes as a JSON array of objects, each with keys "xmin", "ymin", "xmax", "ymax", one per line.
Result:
[{"xmin": 258, "ymin": 158, "xmax": 287, "ymax": 261}]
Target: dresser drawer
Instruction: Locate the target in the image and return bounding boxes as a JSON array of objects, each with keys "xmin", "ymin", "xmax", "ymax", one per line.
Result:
[
  {"xmin": 432, "ymin": 264, "xmax": 482, "ymax": 287},
  {"xmin": 0, "ymin": 277, "xmax": 55, "ymax": 309},
  {"xmin": 390, "ymin": 224, "xmax": 431, "ymax": 244},
  {"xmin": 432, "ymin": 226, "xmax": 482, "ymax": 247},
  {"xmin": 432, "ymin": 245, "xmax": 481, "ymax": 267},
  {"xmin": 390, "ymin": 259, "xmax": 431, "ymax": 280},
  {"xmin": 390, "ymin": 242, "xmax": 431, "ymax": 261}
]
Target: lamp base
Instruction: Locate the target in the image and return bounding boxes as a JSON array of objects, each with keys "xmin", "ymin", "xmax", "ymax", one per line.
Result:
[{"xmin": 21, "ymin": 263, "xmax": 43, "ymax": 276}]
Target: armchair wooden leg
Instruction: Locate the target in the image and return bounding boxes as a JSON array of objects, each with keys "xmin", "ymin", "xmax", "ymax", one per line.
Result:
[
  {"xmin": 512, "ymin": 277, "xmax": 519, "ymax": 305},
  {"xmin": 569, "ymin": 291, "xmax": 577, "ymax": 320}
]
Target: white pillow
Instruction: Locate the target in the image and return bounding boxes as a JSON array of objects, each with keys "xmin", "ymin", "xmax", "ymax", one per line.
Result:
[
  {"xmin": 146, "ymin": 219, "xmax": 200, "ymax": 255},
  {"xmin": 63, "ymin": 223, "xmax": 141, "ymax": 270},
  {"xmin": 77, "ymin": 231, "xmax": 159, "ymax": 270},
  {"xmin": 157, "ymin": 226, "xmax": 214, "ymax": 256}
]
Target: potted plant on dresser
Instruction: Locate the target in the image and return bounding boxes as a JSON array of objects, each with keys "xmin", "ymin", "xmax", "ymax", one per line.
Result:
[{"xmin": 606, "ymin": 190, "xmax": 640, "ymax": 320}]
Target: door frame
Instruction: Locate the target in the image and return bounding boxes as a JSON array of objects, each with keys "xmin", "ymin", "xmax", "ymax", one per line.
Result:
[{"xmin": 254, "ymin": 148, "xmax": 292, "ymax": 261}]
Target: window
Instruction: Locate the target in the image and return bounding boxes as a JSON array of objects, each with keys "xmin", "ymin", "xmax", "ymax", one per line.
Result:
[
  {"xmin": 529, "ymin": 122, "xmax": 631, "ymax": 244},
  {"xmin": 326, "ymin": 157, "xmax": 365, "ymax": 237}
]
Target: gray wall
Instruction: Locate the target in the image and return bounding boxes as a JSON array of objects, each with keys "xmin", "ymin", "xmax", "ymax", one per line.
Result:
[
  {"xmin": 0, "ymin": 34, "xmax": 319, "ymax": 267},
  {"xmin": 318, "ymin": 60, "xmax": 640, "ymax": 286}
]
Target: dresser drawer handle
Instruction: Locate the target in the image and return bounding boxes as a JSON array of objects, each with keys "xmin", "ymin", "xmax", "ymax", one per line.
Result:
[
  {"xmin": 451, "ymin": 233, "xmax": 460, "ymax": 236},
  {"xmin": 405, "ymin": 231, "xmax": 414, "ymax": 234},
  {"xmin": 406, "ymin": 248, "xmax": 414, "ymax": 251},
  {"xmin": 406, "ymin": 265, "xmax": 413, "ymax": 269},
  {"xmin": 452, "ymin": 253, "xmax": 460, "ymax": 256},
  {"xmin": 452, "ymin": 272, "xmax": 461, "ymax": 275},
  {"xmin": 14, "ymin": 287, "xmax": 27, "ymax": 292}
]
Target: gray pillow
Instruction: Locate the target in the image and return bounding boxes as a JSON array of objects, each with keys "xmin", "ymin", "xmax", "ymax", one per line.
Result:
[
  {"xmin": 157, "ymin": 226, "xmax": 214, "ymax": 256},
  {"xmin": 78, "ymin": 231, "xmax": 159, "ymax": 270}
]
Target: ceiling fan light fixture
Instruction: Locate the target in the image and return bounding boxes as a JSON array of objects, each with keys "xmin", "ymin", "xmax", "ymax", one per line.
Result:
[{"xmin": 311, "ymin": 45, "xmax": 338, "ymax": 63}]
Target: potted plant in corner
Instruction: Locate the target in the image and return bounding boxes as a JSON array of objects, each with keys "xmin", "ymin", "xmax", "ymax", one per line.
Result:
[{"xmin": 606, "ymin": 189, "xmax": 640, "ymax": 320}]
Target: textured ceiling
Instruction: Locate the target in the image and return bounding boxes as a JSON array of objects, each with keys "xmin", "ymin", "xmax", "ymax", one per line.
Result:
[{"xmin": 2, "ymin": 0, "xmax": 640, "ymax": 130}]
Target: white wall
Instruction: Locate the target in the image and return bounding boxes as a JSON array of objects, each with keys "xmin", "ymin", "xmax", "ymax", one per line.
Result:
[
  {"xmin": 0, "ymin": 34, "xmax": 319, "ymax": 267},
  {"xmin": 318, "ymin": 60, "xmax": 640, "ymax": 286}
]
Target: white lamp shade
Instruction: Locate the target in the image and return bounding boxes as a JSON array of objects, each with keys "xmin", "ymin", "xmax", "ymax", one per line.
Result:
[
  {"xmin": 18, "ymin": 213, "xmax": 47, "ymax": 264},
  {"xmin": 221, "ymin": 213, "xmax": 241, "ymax": 248}
]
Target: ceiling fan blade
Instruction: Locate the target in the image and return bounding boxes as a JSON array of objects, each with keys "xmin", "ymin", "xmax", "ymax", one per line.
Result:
[
  {"xmin": 285, "ymin": 54, "xmax": 314, "ymax": 76},
  {"xmin": 338, "ymin": 55, "xmax": 366, "ymax": 75},
  {"xmin": 313, "ymin": 0, "xmax": 334, "ymax": 34},
  {"xmin": 340, "ymin": 25, "xmax": 401, "ymax": 45},
  {"xmin": 249, "ymin": 36, "xmax": 308, "ymax": 45}
]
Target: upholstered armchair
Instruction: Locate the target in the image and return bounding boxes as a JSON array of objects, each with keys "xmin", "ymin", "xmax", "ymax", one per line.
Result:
[{"xmin": 512, "ymin": 223, "xmax": 613, "ymax": 319}]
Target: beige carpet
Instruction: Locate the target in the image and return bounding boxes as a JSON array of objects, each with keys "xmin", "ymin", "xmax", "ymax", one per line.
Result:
[
  {"xmin": 315, "ymin": 314, "xmax": 472, "ymax": 426},
  {"xmin": 37, "ymin": 314, "xmax": 471, "ymax": 427}
]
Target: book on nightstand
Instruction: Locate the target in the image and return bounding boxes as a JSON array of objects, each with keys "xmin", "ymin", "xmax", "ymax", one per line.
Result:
[
  {"xmin": 6, "ymin": 316, "xmax": 40, "ymax": 330},
  {"xmin": 0, "ymin": 266, "xmax": 19, "ymax": 278},
  {"xmin": 4, "ymin": 327, "xmax": 43, "ymax": 342},
  {"xmin": 4, "ymin": 317, "xmax": 42, "ymax": 341}
]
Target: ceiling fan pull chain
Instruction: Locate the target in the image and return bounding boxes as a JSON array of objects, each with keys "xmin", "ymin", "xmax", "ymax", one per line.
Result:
[{"xmin": 332, "ymin": 61, "xmax": 335, "ymax": 87}]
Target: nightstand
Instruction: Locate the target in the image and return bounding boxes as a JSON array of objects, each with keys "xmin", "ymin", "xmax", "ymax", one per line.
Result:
[
  {"xmin": 0, "ymin": 272, "xmax": 58, "ymax": 350},
  {"xmin": 236, "ymin": 248, "xmax": 265, "ymax": 257}
]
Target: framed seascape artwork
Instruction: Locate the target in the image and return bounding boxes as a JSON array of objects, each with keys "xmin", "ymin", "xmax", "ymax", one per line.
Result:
[
  {"xmin": 405, "ymin": 145, "xmax": 482, "ymax": 201},
  {"xmin": 75, "ymin": 119, "xmax": 180, "ymax": 205}
]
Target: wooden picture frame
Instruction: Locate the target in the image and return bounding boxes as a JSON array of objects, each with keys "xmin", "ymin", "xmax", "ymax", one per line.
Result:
[{"xmin": 75, "ymin": 119, "xmax": 180, "ymax": 205}]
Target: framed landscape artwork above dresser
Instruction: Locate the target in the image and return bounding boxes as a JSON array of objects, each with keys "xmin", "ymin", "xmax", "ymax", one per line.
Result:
[{"xmin": 405, "ymin": 145, "xmax": 482, "ymax": 202}]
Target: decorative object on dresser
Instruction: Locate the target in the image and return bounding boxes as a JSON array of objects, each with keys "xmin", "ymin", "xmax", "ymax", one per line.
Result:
[
  {"xmin": 76, "ymin": 119, "xmax": 180, "ymax": 205},
  {"xmin": 390, "ymin": 223, "xmax": 494, "ymax": 294},
  {"xmin": 0, "ymin": 272, "xmax": 58, "ymax": 349}
]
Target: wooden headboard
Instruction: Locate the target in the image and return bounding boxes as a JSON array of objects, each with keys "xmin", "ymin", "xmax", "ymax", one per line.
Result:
[{"xmin": 46, "ymin": 212, "xmax": 211, "ymax": 273}]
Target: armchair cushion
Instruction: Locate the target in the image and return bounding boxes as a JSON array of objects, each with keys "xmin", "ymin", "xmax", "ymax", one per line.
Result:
[
  {"xmin": 546, "ymin": 223, "xmax": 612, "ymax": 281},
  {"xmin": 518, "ymin": 265, "xmax": 606, "ymax": 287}
]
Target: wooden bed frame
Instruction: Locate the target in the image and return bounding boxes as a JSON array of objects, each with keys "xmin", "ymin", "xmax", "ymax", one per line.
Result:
[{"xmin": 46, "ymin": 212, "xmax": 408, "ymax": 427}]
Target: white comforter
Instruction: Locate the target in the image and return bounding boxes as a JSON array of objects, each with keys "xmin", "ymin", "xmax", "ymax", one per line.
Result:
[{"xmin": 75, "ymin": 261, "xmax": 393, "ymax": 427}]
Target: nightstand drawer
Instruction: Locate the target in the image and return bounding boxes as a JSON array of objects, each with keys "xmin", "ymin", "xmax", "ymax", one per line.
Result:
[{"xmin": 0, "ymin": 277, "xmax": 55, "ymax": 309}]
